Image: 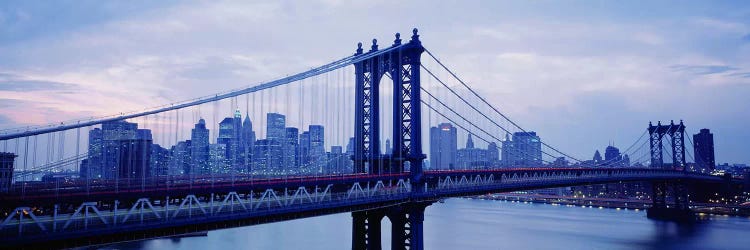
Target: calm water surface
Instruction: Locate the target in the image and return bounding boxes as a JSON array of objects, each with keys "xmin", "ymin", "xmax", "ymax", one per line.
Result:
[{"xmin": 106, "ymin": 198, "xmax": 750, "ymax": 250}]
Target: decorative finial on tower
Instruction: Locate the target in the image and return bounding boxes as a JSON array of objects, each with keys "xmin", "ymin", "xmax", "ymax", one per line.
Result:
[
  {"xmin": 356, "ymin": 42, "xmax": 363, "ymax": 55},
  {"xmin": 394, "ymin": 32, "xmax": 402, "ymax": 46},
  {"xmin": 658, "ymin": 121, "xmax": 662, "ymax": 126},
  {"xmin": 370, "ymin": 39, "xmax": 378, "ymax": 51},
  {"xmin": 411, "ymin": 28, "xmax": 420, "ymax": 41},
  {"xmin": 671, "ymin": 120, "xmax": 674, "ymax": 125},
  {"xmin": 649, "ymin": 121, "xmax": 653, "ymax": 126}
]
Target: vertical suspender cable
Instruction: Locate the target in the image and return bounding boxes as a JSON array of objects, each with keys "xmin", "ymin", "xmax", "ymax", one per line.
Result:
[{"xmin": 22, "ymin": 137, "xmax": 28, "ymax": 197}]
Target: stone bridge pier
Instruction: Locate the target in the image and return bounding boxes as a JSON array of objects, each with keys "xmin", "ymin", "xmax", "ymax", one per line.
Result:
[
  {"xmin": 647, "ymin": 181, "xmax": 693, "ymax": 221},
  {"xmin": 352, "ymin": 201, "xmax": 431, "ymax": 250}
]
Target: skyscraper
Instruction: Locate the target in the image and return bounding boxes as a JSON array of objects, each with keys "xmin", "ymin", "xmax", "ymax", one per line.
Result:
[
  {"xmin": 487, "ymin": 142, "xmax": 499, "ymax": 167},
  {"xmin": 456, "ymin": 134, "xmax": 489, "ymax": 169},
  {"xmin": 285, "ymin": 127, "xmax": 299, "ymax": 170},
  {"xmin": 345, "ymin": 137, "xmax": 355, "ymax": 173},
  {"xmin": 466, "ymin": 133, "xmax": 474, "ymax": 149},
  {"xmin": 693, "ymin": 128, "xmax": 715, "ymax": 171},
  {"xmin": 308, "ymin": 125, "xmax": 325, "ymax": 171},
  {"xmin": 604, "ymin": 145, "xmax": 622, "ymax": 167},
  {"xmin": 190, "ymin": 118, "xmax": 210, "ymax": 175},
  {"xmin": 217, "ymin": 110, "xmax": 243, "ymax": 172},
  {"xmin": 253, "ymin": 139, "xmax": 282, "ymax": 171},
  {"xmin": 82, "ymin": 120, "xmax": 152, "ymax": 179},
  {"xmin": 171, "ymin": 140, "xmax": 191, "ymax": 175},
  {"xmin": 102, "ymin": 121, "xmax": 138, "ymax": 179},
  {"xmin": 150, "ymin": 144, "xmax": 170, "ymax": 176},
  {"xmin": 265, "ymin": 113, "xmax": 286, "ymax": 171},
  {"xmin": 209, "ymin": 143, "xmax": 228, "ymax": 173},
  {"xmin": 117, "ymin": 129, "xmax": 153, "ymax": 179},
  {"xmin": 511, "ymin": 131, "xmax": 542, "ymax": 167},
  {"xmin": 266, "ymin": 113, "xmax": 286, "ymax": 141},
  {"xmin": 299, "ymin": 131, "xmax": 311, "ymax": 168},
  {"xmin": 81, "ymin": 128, "xmax": 103, "ymax": 179},
  {"xmin": 241, "ymin": 114, "xmax": 256, "ymax": 172},
  {"xmin": 593, "ymin": 150, "xmax": 603, "ymax": 165},
  {"xmin": 327, "ymin": 146, "xmax": 346, "ymax": 174},
  {"xmin": 501, "ymin": 133, "xmax": 515, "ymax": 167},
  {"xmin": 429, "ymin": 123, "xmax": 457, "ymax": 170}
]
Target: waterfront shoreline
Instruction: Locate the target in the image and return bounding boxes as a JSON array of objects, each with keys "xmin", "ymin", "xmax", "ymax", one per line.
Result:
[{"xmin": 472, "ymin": 194, "xmax": 750, "ymax": 217}]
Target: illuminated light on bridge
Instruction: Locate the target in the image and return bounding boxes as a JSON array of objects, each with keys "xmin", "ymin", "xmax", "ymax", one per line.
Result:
[{"xmin": 0, "ymin": 29, "xmax": 736, "ymax": 249}]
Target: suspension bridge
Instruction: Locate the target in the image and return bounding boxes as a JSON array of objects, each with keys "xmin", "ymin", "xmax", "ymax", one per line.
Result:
[{"xmin": 0, "ymin": 29, "xmax": 733, "ymax": 249}]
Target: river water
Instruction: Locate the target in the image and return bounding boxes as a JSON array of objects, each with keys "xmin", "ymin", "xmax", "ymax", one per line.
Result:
[{"xmin": 106, "ymin": 198, "xmax": 750, "ymax": 249}]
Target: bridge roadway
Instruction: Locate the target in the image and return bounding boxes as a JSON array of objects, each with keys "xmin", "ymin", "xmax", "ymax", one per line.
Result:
[{"xmin": 0, "ymin": 168, "xmax": 725, "ymax": 248}]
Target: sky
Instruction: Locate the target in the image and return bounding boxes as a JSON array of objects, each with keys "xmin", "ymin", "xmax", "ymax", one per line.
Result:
[{"xmin": 0, "ymin": 0, "xmax": 749, "ymax": 164}]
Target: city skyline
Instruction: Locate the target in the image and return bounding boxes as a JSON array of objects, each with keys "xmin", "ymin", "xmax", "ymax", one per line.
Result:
[
  {"xmin": 0, "ymin": 1, "xmax": 749, "ymax": 164},
  {"xmin": 0, "ymin": 3, "xmax": 748, "ymax": 248}
]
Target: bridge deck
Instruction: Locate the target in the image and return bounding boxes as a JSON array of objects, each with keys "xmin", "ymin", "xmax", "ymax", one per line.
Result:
[{"xmin": 0, "ymin": 168, "xmax": 727, "ymax": 248}]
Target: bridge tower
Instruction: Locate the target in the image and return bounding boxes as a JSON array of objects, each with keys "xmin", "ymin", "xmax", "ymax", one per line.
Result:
[
  {"xmin": 648, "ymin": 120, "xmax": 686, "ymax": 170},
  {"xmin": 351, "ymin": 29, "xmax": 428, "ymax": 250},
  {"xmin": 353, "ymin": 28, "xmax": 426, "ymax": 180}
]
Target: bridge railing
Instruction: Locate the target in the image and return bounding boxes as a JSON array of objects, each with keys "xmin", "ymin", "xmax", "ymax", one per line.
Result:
[
  {"xmin": 0, "ymin": 176, "xmax": 412, "ymax": 242},
  {"xmin": 424, "ymin": 168, "xmax": 723, "ymax": 197}
]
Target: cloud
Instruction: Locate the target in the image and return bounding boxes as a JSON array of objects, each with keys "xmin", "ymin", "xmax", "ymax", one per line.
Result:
[
  {"xmin": 1, "ymin": 1, "xmax": 749, "ymax": 163},
  {"xmin": 729, "ymin": 72, "xmax": 750, "ymax": 78},
  {"xmin": 670, "ymin": 64, "xmax": 739, "ymax": 75},
  {"xmin": 693, "ymin": 18, "xmax": 747, "ymax": 34},
  {"xmin": 0, "ymin": 73, "xmax": 76, "ymax": 92},
  {"xmin": 0, "ymin": 113, "xmax": 10, "ymax": 123}
]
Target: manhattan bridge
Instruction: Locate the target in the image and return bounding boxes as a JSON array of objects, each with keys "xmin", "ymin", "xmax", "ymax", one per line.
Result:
[{"xmin": 0, "ymin": 29, "xmax": 734, "ymax": 249}]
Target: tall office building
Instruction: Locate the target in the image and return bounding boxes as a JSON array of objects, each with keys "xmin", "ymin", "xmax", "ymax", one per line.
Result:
[
  {"xmin": 593, "ymin": 150, "xmax": 603, "ymax": 164},
  {"xmin": 117, "ymin": 129, "xmax": 153, "ymax": 179},
  {"xmin": 487, "ymin": 142, "xmax": 499, "ymax": 166},
  {"xmin": 604, "ymin": 145, "xmax": 622, "ymax": 167},
  {"xmin": 299, "ymin": 131, "xmax": 311, "ymax": 168},
  {"xmin": 253, "ymin": 139, "xmax": 282, "ymax": 171},
  {"xmin": 267, "ymin": 113, "xmax": 286, "ymax": 141},
  {"xmin": 242, "ymin": 114, "xmax": 256, "ymax": 172},
  {"xmin": 285, "ymin": 127, "xmax": 299, "ymax": 170},
  {"xmin": 693, "ymin": 128, "xmax": 715, "ymax": 171},
  {"xmin": 80, "ymin": 128, "xmax": 103, "ymax": 179},
  {"xmin": 150, "ymin": 144, "xmax": 171, "ymax": 176},
  {"xmin": 101, "ymin": 121, "xmax": 138, "ymax": 179},
  {"xmin": 327, "ymin": 146, "xmax": 346, "ymax": 174},
  {"xmin": 264, "ymin": 113, "xmax": 286, "ymax": 170},
  {"xmin": 171, "ymin": 140, "xmax": 191, "ymax": 175},
  {"xmin": 190, "ymin": 118, "xmax": 210, "ymax": 175},
  {"xmin": 429, "ymin": 123, "xmax": 457, "ymax": 170},
  {"xmin": 466, "ymin": 134, "xmax": 474, "ymax": 149},
  {"xmin": 501, "ymin": 133, "xmax": 515, "ymax": 167},
  {"xmin": 209, "ymin": 143, "xmax": 228, "ymax": 173},
  {"xmin": 217, "ymin": 110, "xmax": 243, "ymax": 172},
  {"xmin": 509, "ymin": 131, "xmax": 542, "ymax": 167},
  {"xmin": 345, "ymin": 137, "xmax": 355, "ymax": 173},
  {"xmin": 82, "ymin": 120, "xmax": 152, "ymax": 179},
  {"xmin": 308, "ymin": 125, "xmax": 325, "ymax": 171},
  {"xmin": 457, "ymin": 134, "xmax": 489, "ymax": 169}
]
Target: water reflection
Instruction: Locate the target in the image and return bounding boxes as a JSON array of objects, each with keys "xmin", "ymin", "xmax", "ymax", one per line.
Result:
[{"xmin": 102, "ymin": 198, "xmax": 750, "ymax": 250}]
